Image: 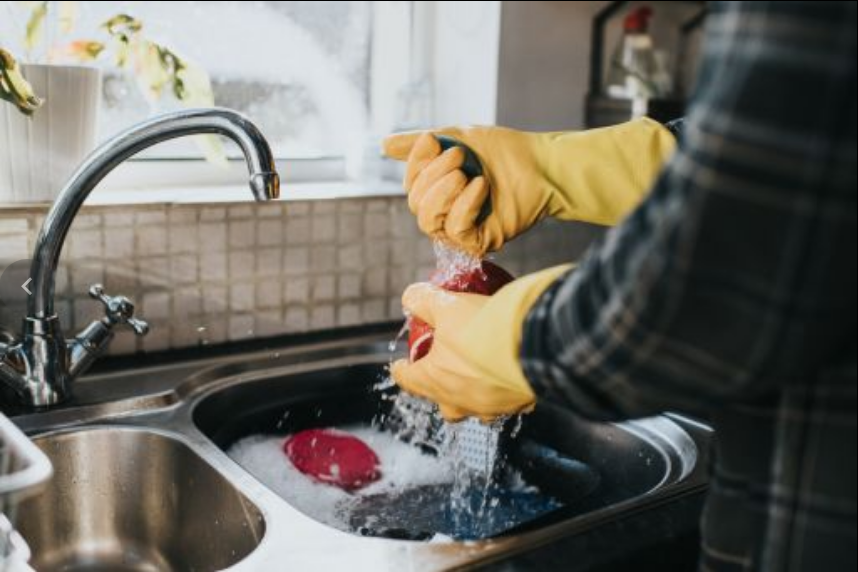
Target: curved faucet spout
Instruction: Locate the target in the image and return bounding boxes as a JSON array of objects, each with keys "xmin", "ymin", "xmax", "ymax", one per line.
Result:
[{"xmin": 28, "ymin": 108, "xmax": 279, "ymax": 319}]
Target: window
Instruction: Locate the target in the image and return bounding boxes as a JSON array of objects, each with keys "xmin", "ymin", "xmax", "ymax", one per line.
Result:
[
  {"xmin": 3, "ymin": 1, "xmax": 376, "ymax": 160},
  {"xmin": 2, "ymin": 1, "xmax": 502, "ymax": 190}
]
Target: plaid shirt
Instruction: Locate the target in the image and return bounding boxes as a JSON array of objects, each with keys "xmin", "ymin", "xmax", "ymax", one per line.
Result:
[{"xmin": 521, "ymin": 2, "xmax": 856, "ymax": 571}]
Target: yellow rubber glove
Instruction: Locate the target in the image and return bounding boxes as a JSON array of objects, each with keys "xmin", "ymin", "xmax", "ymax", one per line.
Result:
[
  {"xmin": 383, "ymin": 118, "xmax": 675, "ymax": 256},
  {"xmin": 391, "ymin": 264, "xmax": 573, "ymax": 422}
]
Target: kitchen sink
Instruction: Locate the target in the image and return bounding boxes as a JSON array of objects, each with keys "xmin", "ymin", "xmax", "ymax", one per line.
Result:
[
  {"xmin": 8, "ymin": 329, "xmax": 711, "ymax": 570},
  {"xmin": 15, "ymin": 427, "xmax": 265, "ymax": 572},
  {"xmin": 193, "ymin": 363, "xmax": 699, "ymax": 541}
]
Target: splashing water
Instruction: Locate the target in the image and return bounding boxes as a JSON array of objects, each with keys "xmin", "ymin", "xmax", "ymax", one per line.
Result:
[
  {"xmin": 372, "ymin": 240, "xmax": 539, "ymax": 538},
  {"xmin": 431, "ymin": 241, "xmax": 483, "ymax": 284}
]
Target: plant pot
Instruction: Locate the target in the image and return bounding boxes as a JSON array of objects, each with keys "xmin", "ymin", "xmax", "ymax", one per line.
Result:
[{"xmin": 0, "ymin": 64, "xmax": 101, "ymax": 204}]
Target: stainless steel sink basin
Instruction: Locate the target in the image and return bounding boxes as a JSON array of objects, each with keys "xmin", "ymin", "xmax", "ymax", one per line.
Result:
[
  {"xmin": 8, "ymin": 330, "xmax": 711, "ymax": 570},
  {"xmin": 193, "ymin": 362, "xmax": 700, "ymax": 540},
  {"xmin": 15, "ymin": 427, "xmax": 265, "ymax": 572}
]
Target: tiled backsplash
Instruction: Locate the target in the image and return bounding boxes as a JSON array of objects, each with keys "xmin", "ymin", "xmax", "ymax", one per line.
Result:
[{"xmin": 0, "ymin": 196, "xmax": 603, "ymax": 355}]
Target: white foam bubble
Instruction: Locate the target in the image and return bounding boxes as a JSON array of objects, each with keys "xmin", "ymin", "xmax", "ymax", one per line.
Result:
[{"xmin": 227, "ymin": 425, "xmax": 453, "ymax": 531}]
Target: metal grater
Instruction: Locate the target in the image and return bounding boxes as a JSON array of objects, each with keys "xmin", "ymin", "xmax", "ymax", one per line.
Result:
[
  {"xmin": 383, "ymin": 243, "xmax": 514, "ymax": 476},
  {"xmin": 384, "ymin": 392, "xmax": 511, "ymax": 476}
]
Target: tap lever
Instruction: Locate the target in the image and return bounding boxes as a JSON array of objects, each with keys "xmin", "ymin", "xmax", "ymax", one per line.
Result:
[{"xmin": 88, "ymin": 284, "xmax": 149, "ymax": 336}]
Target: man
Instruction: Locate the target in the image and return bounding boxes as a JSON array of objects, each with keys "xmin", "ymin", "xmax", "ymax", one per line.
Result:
[{"xmin": 383, "ymin": 2, "xmax": 856, "ymax": 570}]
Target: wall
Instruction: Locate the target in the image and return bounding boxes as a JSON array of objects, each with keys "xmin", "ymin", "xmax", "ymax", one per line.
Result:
[
  {"xmin": 0, "ymin": 197, "xmax": 601, "ymax": 356},
  {"xmin": 496, "ymin": 1, "xmax": 704, "ymax": 130}
]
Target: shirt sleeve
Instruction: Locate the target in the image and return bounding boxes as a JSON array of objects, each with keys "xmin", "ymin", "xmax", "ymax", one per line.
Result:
[{"xmin": 520, "ymin": 0, "xmax": 857, "ymax": 421}]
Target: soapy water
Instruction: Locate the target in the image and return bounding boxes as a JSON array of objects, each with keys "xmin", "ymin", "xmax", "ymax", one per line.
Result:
[{"xmin": 227, "ymin": 424, "xmax": 561, "ymax": 541}]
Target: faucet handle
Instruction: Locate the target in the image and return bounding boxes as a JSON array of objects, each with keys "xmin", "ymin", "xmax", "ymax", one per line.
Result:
[{"xmin": 88, "ymin": 284, "xmax": 150, "ymax": 336}]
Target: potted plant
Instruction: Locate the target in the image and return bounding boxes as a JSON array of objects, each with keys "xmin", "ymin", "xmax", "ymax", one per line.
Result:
[{"xmin": 0, "ymin": 2, "xmax": 219, "ymax": 204}]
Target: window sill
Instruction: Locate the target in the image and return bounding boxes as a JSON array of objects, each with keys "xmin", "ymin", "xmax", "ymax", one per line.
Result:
[{"xmin": 0, "ymin": 180, "xmax": 404, "ymax": 211}]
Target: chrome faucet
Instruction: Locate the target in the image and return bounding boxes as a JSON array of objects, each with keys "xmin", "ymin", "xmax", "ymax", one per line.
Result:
[{"xmin": 0, "ymin": 108, "xmax": 279, "ymax": 407}]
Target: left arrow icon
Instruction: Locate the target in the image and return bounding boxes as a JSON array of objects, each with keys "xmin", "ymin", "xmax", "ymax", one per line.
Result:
[{"xmin": 22, "ymin": 278, "xmax": 32, "ymax": 295}]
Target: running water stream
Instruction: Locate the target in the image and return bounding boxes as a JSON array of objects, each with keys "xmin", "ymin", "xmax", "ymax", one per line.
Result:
[{"xmin": 377, "ymin": 241, "xmax": 537, "ymax": 538}]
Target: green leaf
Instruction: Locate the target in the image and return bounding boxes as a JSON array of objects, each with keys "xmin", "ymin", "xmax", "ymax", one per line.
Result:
[
  {"xmin": 0, "ymin": 47, "xmax": 44, "ymax": 115},
  {"xmin": 24, "ymin": 1, "xmax": 48, "ymax": 52}
]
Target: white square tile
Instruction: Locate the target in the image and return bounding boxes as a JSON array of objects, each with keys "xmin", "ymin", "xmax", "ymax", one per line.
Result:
[
  {"xmin": 310, "ymin": 245, "xmax": 336, "ymax": 272},
  {"xmin": 256, "ymin": 248, "xmax": 282, "ymax": 277},
  {"xmin": 311, "ymin": 275, "xmax": 335, "ymax": 302},
  {"xmin": 142, "ymin": 291, "xmax": 171, "ymax": 320},
  {"xmin": 256, "ymin": 281, "xmax": 282, "ymax": 309},
  {"xmin": 337, "ymin": 274, "xmax": 361, "ymax": 299},
  {"xmin": 229, "ymin": 251, "xmax": 255, "ymax": 278},
  {"xmin": 364, "ymin": 269, "xmax": 388, "ymax": 297},
  {"xmin": 337, "ymin": 303, "xmax": 361, "ymax": 326},
  {"xmin": 137, "ymin": 227, "xmax": 167, "ymax": 256},
  {"xmin": 140, "ymin": 257, "xmax": 169, "ymax": 288},
  {"xmin": 312, "ymin": 215, "xmax": 336, "ymax": 243},
  {"xmin": 171, "ymin": 255, "xmax": 198, "ymax": 284},
  {"xmin": 103, "ymin": 227, "xmax": 134, "ymax": 259},
  {"xmin": 198, "ymin": 223, "xmax": 227, "ymax": 252},
  {"xmin": 169, "ymin": 225, "xmax": 197, "ymax": 254},
  {"xmin": 364, "ymin": 242, "xmax": 389, "ymax": 268},
  {"xmin": 255, "ymin": 310, "xmax": 285, "ymax": 336},
  {"xmin": 284, "ymin": 306, "xmax": 309, "ymax": 331},
  {"xmin": 338, "ymin": 212, "xmax": 362, "ymax": 242},
  {"xmin": 285, "ymin": 217, "xmax": 310, "ymax": 244},
  {"xmin": 228, "ymin": 314, "xmax": 255, "ymax": 340},
  {"xmin": 200, "ymin": 317, "xmax": 227, "ymax": 345},
  {"xmin": 284, "ymin": 277, "xmax": 309, "ymax": 304},
  {"xmin": 364, "ymin": 212, "xmax": 389, "ymax": 238},
  {"xmin": 337, "ymin": 244, "xmax": 363, "ymax": 270},
  {"xmin": 173, "ymin": 286, "xmax": 202, "ymax": 317},
  {"xmin": 201, "ymin": 286, "xmax": 228, "ymax": 313},
  {"xmin": 200, "ymin": 252, "xmax": 227, "ymax": 282},
  {"xmin": 230, "ymin": 282, "xmax": 255, "ymax": 312},
  {"xmin": 310, "ymin": 305, "xmax": 335, "ymax": 329},
  {"xmin": 229, "ymin": 220, "xmax": 255, "ymax": 249},
  {"xmin": 283, "ymin": 247, "xmax": 310, "ymax": 275},
  {"xmin": 361, "ymin": 299, "xmax": 387, "ymax": 322},
  {"xmin": 257, "ymin": 218, "xmax": 284, "ymax": 246},
  {"xmin": 69, "ymin": 229, "xmax": 102, "ymax": 260}
]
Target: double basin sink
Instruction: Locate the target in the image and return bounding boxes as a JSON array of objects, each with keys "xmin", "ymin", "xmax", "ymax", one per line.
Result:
[{"xmin": 10, "ymin": 328, "xmax": 710, "ymax": 571}]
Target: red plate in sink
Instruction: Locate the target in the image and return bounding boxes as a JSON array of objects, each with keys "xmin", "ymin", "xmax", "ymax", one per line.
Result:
[{"xmin": 283, "ymin": 428, "xmax": 381, "ymax": 492}]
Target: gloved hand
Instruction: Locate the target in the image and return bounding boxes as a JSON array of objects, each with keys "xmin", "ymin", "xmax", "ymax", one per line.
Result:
[
  {"xmin": 383, "ymin": 118, "xmax": 676, "ymax": 256},
  {"xmin": 391, "ymin": 264, "xmax": 573, "ymax": 422}
]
